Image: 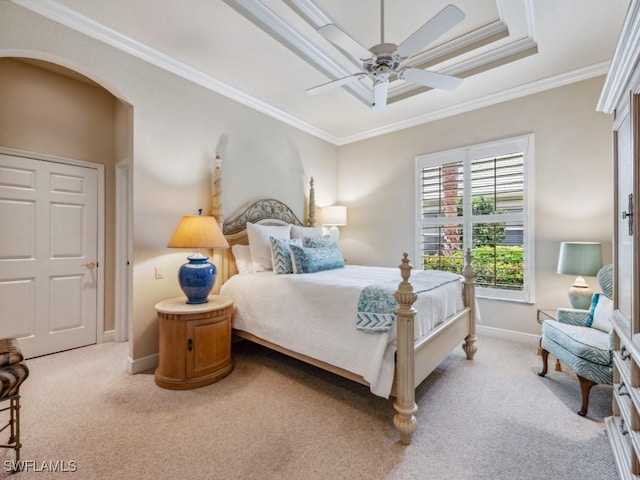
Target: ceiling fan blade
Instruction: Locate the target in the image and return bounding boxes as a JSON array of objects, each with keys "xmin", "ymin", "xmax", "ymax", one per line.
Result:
[
  {"xmin": 400, "ymin": 68, "xmax": 463, "ymax": 91},
  {"xmin": 318, "ymin": 24, "xmax": 372, "ymax": 62},
  {"xmin": 371, "ymin": 79, "xmax": 389, "ymax": 111},
  {"xmin": 306, "ymin": 73, "xmax": 367, "ymax": 95},
  {"xmin": 396, "ymin": 4, "xmax": 465, "ymax": 59}
]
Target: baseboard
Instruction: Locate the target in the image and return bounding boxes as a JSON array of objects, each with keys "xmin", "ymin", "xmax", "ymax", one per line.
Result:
[
  {"xmin": 127, "ymin": 352, "xmax": 158, "ymax": 374},
  {"xmin": 477, "ymin": 325, "xmax": 540, "ymax": 347}
]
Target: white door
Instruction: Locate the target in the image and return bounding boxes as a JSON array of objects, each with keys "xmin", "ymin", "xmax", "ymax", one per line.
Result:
[{"xmin": 0, "ymin": 153, "xmax": 99, "ymax": 358}]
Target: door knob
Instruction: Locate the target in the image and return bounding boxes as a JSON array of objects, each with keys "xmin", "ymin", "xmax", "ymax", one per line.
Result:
[{"xmin": 81, "ymin": 262, "xmax": 96, "ymax": 270}]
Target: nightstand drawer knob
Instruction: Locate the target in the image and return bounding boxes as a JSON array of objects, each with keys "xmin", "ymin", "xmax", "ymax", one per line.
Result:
[{"xmin": 188, "ymin": 338, "xmax": 193, "ymax": 351}]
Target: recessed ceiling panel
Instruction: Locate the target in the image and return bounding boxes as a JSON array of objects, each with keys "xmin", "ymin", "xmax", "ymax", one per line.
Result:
[{"xmin": 32, "ymin": 0, "xmax": 630, "ymax": 143}]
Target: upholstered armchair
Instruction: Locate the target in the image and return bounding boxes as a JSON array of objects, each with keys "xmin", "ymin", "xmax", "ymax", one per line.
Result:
[{"xmin": 538, "ymin": 264, "xmax": 614, "ymax": 416}]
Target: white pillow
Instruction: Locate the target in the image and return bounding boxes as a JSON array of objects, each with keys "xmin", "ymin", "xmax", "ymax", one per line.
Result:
[
  {"xmin": 246, "ymin": 223, "xmax": 291, "ymax": 271},
  {"xmin": 231, "ymin": 244, "xmax": 253, "ymax": 275},
  {"xmin": 591, "ymin": 295, "xmax": 613, "ymax": 333},
  {"xmin": 291, "ymin": 224, "xmax": 323, "ymax": 239}
]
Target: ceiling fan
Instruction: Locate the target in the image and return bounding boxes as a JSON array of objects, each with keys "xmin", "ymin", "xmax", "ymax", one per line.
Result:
[{"xmin": 306, "ymin": 2, "xmax": 465, "ymax": 110}]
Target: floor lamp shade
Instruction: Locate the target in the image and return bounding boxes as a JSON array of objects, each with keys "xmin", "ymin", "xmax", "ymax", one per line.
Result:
[
  {"xmin": 321, "ymin": 206, "xmax": 347, "ymax": 243},
  {"xmin": 556, "ymin": 242, "xmax": 603, "ymax": 309},
  {"xmin": 168, "ymin": 211, "xmax": 229, "ymax": 304}
]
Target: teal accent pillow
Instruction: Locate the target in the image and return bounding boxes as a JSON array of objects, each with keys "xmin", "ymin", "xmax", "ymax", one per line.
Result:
[
  {"xmin": 303, "ymin": 235, "xmax": 334, "ymax": 248},
  {"xmin": 290, "ymin": 243, "xmax": 345, "ymax": 274},
  {"xmin": 269, "ymin": 237, "xmax": 302, "ymax": 275},
  {"xmin": 586, "ymin": 293, "xmax": 600, "ymax": 327}
]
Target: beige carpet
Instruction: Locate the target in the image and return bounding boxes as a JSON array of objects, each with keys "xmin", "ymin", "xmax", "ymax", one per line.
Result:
[{"xmin": 0, "ymin": 336, "xmax": 616, "ymax": 479}]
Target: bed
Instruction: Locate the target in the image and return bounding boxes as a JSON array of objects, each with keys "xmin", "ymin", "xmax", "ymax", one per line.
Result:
[{"xmin": 210, "ymin": 159, "xmax": 478, "ymax": 445}]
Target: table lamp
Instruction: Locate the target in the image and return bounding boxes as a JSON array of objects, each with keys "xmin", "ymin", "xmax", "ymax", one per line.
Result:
[
  {"xmin": 556, "ymin": 241, "xmax": 603, "ymax": 310},
  {"xmin": 168, "ymin": 209, "xmax": 229, "ymax": 304},
  {"xmin": 322, "ymin": 205, "xmax": 347, "ymax": 243}
]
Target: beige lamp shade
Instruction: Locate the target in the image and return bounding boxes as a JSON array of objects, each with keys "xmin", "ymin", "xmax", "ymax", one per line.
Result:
[
  {"xmin": 167, "ymin": 213, "xmax": 229, "ymax": 304},
  {"xmin": 322, "ymin": 205, "xmax": 347, "ymax": 226},
  {"xmin": 168, "ymin": 215, "xmax": 229, "ymax": 250}
]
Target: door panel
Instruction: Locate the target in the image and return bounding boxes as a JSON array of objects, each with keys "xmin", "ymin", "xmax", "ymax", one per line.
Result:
[
  {"xmin": 0, "ymin": 278, "xmax": 34, "ymax": 338},
  {"xmin": 616, "ymin": 111, "xmax": 633, "ymax": 323},
  {"xmin": 0, "ymin": 153, "xmax": 98, "ymax": 358}
]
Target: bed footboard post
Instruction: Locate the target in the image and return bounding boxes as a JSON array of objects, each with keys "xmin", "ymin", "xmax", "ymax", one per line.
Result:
[
  {"xmin": 393, "ymin": 253, "xmax": 419, "ymax": 445},
  {"xmin": 462, "ymin": 248, "xmax": 478, "ymax": 360}
]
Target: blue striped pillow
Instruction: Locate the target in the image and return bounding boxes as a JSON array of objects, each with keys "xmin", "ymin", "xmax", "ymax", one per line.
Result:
[{"xmin": 270, "ymin": 237, "xmax": 302, "ymax": 275}]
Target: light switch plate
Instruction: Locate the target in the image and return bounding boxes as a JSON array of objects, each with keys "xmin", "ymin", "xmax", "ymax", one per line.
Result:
[{"xmin": 155, "ymin": 266, "xmax": 165, "ymax": 279}]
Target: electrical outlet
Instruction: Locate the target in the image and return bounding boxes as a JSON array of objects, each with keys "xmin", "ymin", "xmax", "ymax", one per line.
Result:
[{"xmin": 155, "ymin": 266, "xmax": 165, "ymax": 279}]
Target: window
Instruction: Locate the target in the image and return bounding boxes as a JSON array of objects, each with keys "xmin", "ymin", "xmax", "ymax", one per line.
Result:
[{"xmin": 416, "ymin": 135, "xmax": 534, "ymax": 302}]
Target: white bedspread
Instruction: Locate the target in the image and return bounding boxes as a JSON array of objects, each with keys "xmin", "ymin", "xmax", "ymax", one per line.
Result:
[{"xmin": 220, "ymin": 265, "xmax": 464, "ymax": 398}]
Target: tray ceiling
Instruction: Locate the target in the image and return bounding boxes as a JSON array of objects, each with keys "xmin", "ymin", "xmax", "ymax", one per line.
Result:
[{"xmin": 12, "ymin": 0, "xmax": 630, "ymax": 145}]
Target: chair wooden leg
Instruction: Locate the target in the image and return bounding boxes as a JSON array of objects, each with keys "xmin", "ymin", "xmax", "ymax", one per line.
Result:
[
  {"xmin": 538, "ymin": 349, "xmax": 549, "ymax": 377},
  {"xmin": 577, "ymin": 375, "xmax": 597, "ymax": 417}
]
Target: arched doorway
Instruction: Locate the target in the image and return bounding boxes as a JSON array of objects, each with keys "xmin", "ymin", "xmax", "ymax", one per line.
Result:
[{"xmin": 0, "ymin": 56, "xmax": 133, "ymax": 357}]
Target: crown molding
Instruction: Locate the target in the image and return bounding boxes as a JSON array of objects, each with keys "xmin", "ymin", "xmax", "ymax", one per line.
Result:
[
  {"xmin": 9, "ymin": 0, "xmax": 612, "ymax": 147},
  {"xmin": 406, "ymin": 20, "xmax": 509, "ymax": 70},
  {"xmin": 336, "ymin": 62, "xmax": 610, "ymax": 146},
  {"xmin": 223, "ymin": 0, "xmax": 371, "ymax": 106},
  {"xmin": 596, "ymin": 0, "xmax": 640, "ymax": 113},
  {"xmin": 11, "ymin": 0, "xmax": 341, "ymax": 144},
  {"xmin": 388, "ymin": 36, "xmax": 537, "ymax": 100}
]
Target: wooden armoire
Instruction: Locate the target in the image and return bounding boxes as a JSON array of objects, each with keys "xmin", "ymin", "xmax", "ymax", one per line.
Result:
[{"xmin": 597, "ymin": 1, "xmax": 640, "ymax": 477}]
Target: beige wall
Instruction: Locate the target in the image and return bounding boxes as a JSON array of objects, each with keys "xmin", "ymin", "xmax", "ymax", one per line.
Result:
[
  {"xmin": 0, "ymin": 1, "xmax": 338, "ymax": 366},
  {"xmin": 337, "ymin": 77, "xmax": 614, "ymax": 338},
  {"xmin": 0, "ymin": 57, "xmax": 118, "ymax": 334},
  {"xmin": 0, "ymin": 1, "xmax": 616, "ymax": 361}
]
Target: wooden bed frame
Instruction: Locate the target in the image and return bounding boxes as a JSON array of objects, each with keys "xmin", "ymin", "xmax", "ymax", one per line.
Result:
[{"xmin": 209, "ymin": 155, "xmax": 478, "ymax": 445}]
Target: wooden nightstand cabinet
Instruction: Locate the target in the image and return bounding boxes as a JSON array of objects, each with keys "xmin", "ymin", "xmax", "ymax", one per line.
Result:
[{"xmin": 155, "ymin": 295, "xmax": 234, "ymax": 390}]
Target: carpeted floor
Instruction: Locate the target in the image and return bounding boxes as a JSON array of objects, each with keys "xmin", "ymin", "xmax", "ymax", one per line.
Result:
[{"xmin": 0, "ymin": 335, "xmax": 617, "ymax": 479}]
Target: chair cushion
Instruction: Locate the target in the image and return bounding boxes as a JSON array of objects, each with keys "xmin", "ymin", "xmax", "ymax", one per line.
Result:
[
  {"xmin": 0, "ymin": 362, "xmax": 29, "ymax": 400},
  {"xmin": 0, "ymin": 338, "xmax": 24, "ymax": 368},
  {"xmin": 542, "ymin": 320, "xmax": 611, "ymax": 367}
]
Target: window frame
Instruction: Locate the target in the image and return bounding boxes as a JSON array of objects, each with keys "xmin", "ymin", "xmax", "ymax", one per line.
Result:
[{"xmin": 414, "ymin": 134, "xmax": 535, "ymax": 303}]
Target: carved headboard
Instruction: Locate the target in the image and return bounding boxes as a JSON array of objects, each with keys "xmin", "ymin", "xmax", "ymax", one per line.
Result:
[{"xmin": 210, "ymin": 154, "xmax": 316, "ymax": 292}]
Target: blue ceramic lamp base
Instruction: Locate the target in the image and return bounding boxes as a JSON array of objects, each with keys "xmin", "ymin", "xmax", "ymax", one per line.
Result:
[{"xmin": 178, "ymin": 253, "xmax": 216, "ymax": 304}]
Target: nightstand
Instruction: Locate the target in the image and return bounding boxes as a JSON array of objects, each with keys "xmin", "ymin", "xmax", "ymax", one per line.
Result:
[{"xmin": 155, "ymin": 295, "xmax": 234, "ymax": 390}]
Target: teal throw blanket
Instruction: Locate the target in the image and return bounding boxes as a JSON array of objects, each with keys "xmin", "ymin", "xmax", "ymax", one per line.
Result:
[{"xmin": 356, "ymin": 270, "xmax": 461, "ymax": 333}]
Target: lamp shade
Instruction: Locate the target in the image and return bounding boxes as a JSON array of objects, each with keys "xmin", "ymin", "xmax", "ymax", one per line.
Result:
[
  {"xmin": 556, "ymin": 242, "xmax": 602, "ymax": 276},
  {"xmin": 322, "ymin": 205, "xmax": 347, "ymax": 226},
  {"xmin": 168, "ymin": 212, "xmax": 229, "ymax": 304},
  {"xmin": 168, "ymin": 214, "xmax": 229, "ymax": 250}
]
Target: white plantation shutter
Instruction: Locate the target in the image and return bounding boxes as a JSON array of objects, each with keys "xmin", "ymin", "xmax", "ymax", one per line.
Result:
[{"xmin": 416, "ymin": 135, "xmax": 534, "ymax": 302}]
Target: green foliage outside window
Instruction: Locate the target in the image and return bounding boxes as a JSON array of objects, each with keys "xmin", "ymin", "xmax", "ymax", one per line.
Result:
[
  {"xmin": 457, "ymin": 196, "xmax": 507, "ymax": 247},
  {"xmin": 423, "ymin": 245, "xmax": 524, "ymax": 290}
]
